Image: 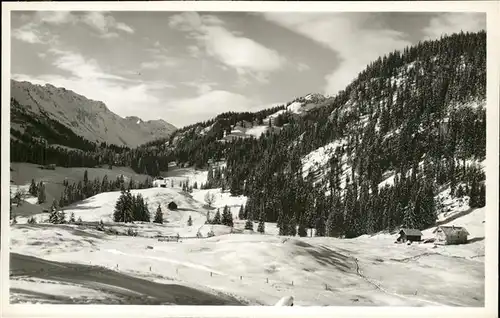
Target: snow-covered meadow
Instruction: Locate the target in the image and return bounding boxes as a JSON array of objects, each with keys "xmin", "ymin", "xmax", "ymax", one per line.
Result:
[{"xmin": 9, "ymin": 167, "xmax": 485, "ymax": 306}]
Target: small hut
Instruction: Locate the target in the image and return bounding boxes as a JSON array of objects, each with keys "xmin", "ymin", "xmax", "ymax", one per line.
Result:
[
  {"xmin": 432, "ymin": 226, "xmax": 469, "ymax": 245},
  {"xmin": 168, "ymin": 201, "xmax": 178, "ymax": 210},
  {"xmin": 396, "ymin": 228, "xmax": 423, "ymax": 243}
]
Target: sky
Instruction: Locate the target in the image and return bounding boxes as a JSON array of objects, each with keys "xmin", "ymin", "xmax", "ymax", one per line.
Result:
[{"xmin": 11, "ymin": 11, "xmax": 485, "ymax": 128}]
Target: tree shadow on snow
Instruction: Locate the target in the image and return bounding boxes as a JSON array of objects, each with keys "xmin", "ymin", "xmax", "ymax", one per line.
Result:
[
  {"xmin": 291, "ymin": 241, "xmax": 354, "ymax": 273},
  {"xmin": 434, "ymin": 207, "xmax": 475, "ymax": 227}
]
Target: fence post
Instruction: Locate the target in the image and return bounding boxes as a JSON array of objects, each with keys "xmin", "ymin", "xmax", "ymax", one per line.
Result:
[
  {"xmin": 240, "ymin": 276, "xmax": 242, "ymax": 280},
  {"xmin": 149, "ymin": 266, "xmax": 151, "ymax": 271},
  {"xmin": 210, "ymin": 272, "xmax": 212, "ymax": 277},
  {"xmin": 266, "ymin": 278, "xmax": 268, "ymax": 283}
]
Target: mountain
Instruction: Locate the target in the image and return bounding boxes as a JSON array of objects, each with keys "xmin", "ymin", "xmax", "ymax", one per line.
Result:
[
  {"xmin": 10, "ymin": 80, "xmax": 177, "ymax": 148},
  {"xmin": 9, "ymin": 31, "xmax": 486, "ymax": 239},
  {"xmin": 123, "ymin": 31, "xmax": 486, "ymax": 238}
]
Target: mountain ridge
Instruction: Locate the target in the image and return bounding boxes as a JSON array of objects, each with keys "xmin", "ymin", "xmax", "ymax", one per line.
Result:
[{"xmin": 10, "ymin": 79, "xmax": 177, "ymax": 148}]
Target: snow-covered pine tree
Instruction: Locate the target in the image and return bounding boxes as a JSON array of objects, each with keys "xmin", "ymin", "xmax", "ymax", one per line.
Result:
[
  {"xmin": 49, "ymin": 206, "xmax": 58, "ymax": 224},
  {"xmin": 402, "ymin": 201, "xmax": 417, "ymax": 229},
  {"xmin": 69, "ymin": 212, "xmax": 76, "ymax": 223},
  {"xmin": 57, "ymin": 210, "xmax": 66, "ymax": 224}
]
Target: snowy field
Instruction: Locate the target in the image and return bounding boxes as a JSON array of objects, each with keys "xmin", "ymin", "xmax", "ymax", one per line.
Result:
[{"xmin": 9, "ymin": 168, "xmax": 485, "ymax": 306}]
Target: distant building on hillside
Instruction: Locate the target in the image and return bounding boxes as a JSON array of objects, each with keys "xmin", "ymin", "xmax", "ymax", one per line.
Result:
[
  {"xmin": 433, "ymin": 225, "xmax": 469, "ymax": 245},
  {"xmin": 168, "ymin": 201, "xmax": 178, "ymax": 210},
  {"xmin": 396, "ymin": 228, "xmax": 423, "ymax": 243}
]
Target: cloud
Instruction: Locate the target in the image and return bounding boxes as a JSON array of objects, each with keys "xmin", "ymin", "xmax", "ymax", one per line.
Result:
[
  {"xmin": 12, "ymin": 11, "xmax": 134, "ymax": 44},
  {"xmin": 82, "ymin": 12, "xmax": 135, "ymax": 37},
  {"xmin": 297, "ymin": 62, "xmax": 310, "ymax": 72},
  {"xmin": 262, "ymin": 13, "xmax": 411, "ymax": 95},
  {"xmin": 422, "ymin": 13, "xmax": 486, "ymax": 40},
  {"xmin": 165, "ymin": 90, "xmax": 259, "ymax": 127},
  {"xmin": 37, "ymin": 11, "xmax": 77, "ymax": 25},
  {"xmin": 187, "ymin": 45, "xmax": 202, "ymax": 58},
  {"xmin": 12, "ymin": 25, "xmax": 45, "ymax": 44},
  {"xmin": 12, "ymin": 49, "xmax": 175, "ymax": 119},
  {"xmin": 48, "ymin": 48, "xmax": 131, "ymax": 82},
  {"xmin": 182, "ymin": 80, "xmax": 219, "ymax": 95},
  {"xmin": 169, "ymin": 12, "xmax": 286, "ymax": 83},
  {"xmin": 141, "ymin": 43, "xmax": 179, "ymax": 69},
  {"xmin": 115, "ymin": 22, "xmax": 135, "ymax": 34},
  {"xmin": 140, "ymin": 58, "xmax": 178, "ymax": 69}
]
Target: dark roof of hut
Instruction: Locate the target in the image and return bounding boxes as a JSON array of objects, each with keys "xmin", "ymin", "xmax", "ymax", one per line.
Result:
[{"xmin": 399, "ymin": 228, "xmax": 423, "ymax": 236}]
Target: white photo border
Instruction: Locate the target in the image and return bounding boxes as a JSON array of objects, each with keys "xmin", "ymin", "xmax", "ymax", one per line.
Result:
[{"xmin": 1, "ymin": 1, "xmax": 498, "ymax": 318}]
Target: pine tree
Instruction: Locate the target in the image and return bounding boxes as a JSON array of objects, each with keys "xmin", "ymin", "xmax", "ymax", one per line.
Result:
[
  {"xmin": 37, "ymin": 182, "xmax": 46, "ymax": 204},
  {"xmin": 244, "ymin": 218, "xmax": 254, "ymax": 231},
  {"xmin": 123, "ymin": 190, "xmax": 134, "ymax": 223},
  {"xmin": 29, "ymin": 179, "xmax": 37, "ymax": 196},
  {"xmin": 222, "ymin": 205, "xmax": 233, "ymax": 227},
  {"xmin": 326, "ymin": 211, "xmax": 336, "ymax": 237},
  {"xmin": 403, "ymin": 201, "xmax": 417, "ymax": 229},
  {"xmin": 187, "ymin": 215, "xmax": 193, "ymax": 226},
  {"xmin": 315, "ymin": 214, "xmax": 326, "ymax": 237},
  {"xmin": 238, "ymin": 204, "xmax": 245, "ymax": 219},
  {"xmin": 114, "ymin": 191, "xmax": 125, "ymax": 222},
  {"xmin": 154, "ymin": 204, "xmax": 163, "ymax": 224},
  {"xmin": 257, "ymin": 219, "xmax": 265, "ymax": 234},
  {"xmin": 57, "ymin": 210, "xmax": 66, "ymax": 224},
  {"xmin": 288, "ymin": 216, "xmax": 297, "ymax": 236},
  {"xmin": 69, "ymin": 212, "xmax": 76, "ymax": 223},
  {"xmin": 49, "ymin": 206, "xmax": 58, "ymax": 224},
  {"xmin": 213, "ymin": 208, "xmax": 222, "ymax": 224},
  {"xmin": 298, "ymin": 217, "xmax": 308, "ymax": 237}
]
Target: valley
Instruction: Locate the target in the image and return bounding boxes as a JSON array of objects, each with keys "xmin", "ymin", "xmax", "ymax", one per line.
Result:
[
  {"xmin": 8, "ymin": 30, "xmax": 488, "ymax": 307},
  {"xmin": 9, "ymin": 166, "xmax": 485, "ymax": 306}
]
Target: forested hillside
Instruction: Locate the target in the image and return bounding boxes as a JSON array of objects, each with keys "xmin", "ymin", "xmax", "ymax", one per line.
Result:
[
  {"xmin": 160, "ymin": 31, "xmax": 486, "ymax": 238},
  {"xmin": 10, "ymin": 31, "xmax": 486, "ymax": 238}
]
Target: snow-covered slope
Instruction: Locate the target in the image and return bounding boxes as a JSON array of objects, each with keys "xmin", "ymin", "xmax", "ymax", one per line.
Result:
[
  {"xmin": 10, "ymin": 80, "xmax": 177, "ymax": 147},
  {"xmin": 10, "ymin": 204, "xmax": 485, "ymax": 306},
  {"xmin": 10, "ymin": 165, "xmax": 485, "ymax": 306}
]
